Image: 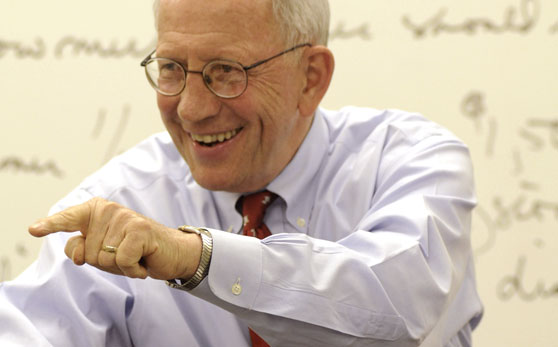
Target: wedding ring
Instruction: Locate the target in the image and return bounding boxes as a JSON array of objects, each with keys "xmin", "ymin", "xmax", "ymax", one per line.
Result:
[{"xmin": 101, "ymin": 245, "xmax": 118, "ymax": 253}]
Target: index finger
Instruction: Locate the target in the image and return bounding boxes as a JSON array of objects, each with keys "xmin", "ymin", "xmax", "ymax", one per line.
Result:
[{"xmin": 29, "ymin": 201, "xmax": 92, "ymax": 238}]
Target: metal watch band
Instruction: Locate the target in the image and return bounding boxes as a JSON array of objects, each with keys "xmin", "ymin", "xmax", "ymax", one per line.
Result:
[{"xmin": 166, "ymin": 225, "xmax": 213, "ymax": 291}]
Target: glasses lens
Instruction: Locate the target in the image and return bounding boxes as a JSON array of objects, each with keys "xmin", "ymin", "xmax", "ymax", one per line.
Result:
[
  {"xmin": 203, "ymin": 61, "xmax": 247, "ymax": 98},
  {"xmin": 145, "ymin": 58, "xmax": 185, "ymax": 95}
]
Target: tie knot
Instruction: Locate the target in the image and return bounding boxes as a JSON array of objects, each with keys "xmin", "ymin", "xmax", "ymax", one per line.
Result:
[{"xmin": 241, "ymin": 190, "xmax": 277, "ymax": 237}]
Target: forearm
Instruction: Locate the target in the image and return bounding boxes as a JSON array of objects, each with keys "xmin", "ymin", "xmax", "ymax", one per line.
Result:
[
  {"xmin": 0, "ymin": 233, "xmax": 135, "ymax": 347},
  {"xmin": 189, "ymin": 227, "xmax": 474, "ymax": 346},
  {"xmin": 187, "ymin": 140, "xmax": 480, "ymax": 346}
]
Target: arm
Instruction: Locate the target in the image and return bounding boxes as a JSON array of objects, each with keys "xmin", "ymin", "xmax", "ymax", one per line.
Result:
[
  {"xmin": 28, "ymin": 197, "xmax": 202, "ymax": 283},
  {"xmin": 0, "ymin": 189, "xmax": 137, "ymax": 347},
  {"xmin": 190, "ymin": 131, "xmax": 481, "ymax": 346},
  {"xmin": 18, "ymin": 118, "xmax": 481, "ymax": 346}
]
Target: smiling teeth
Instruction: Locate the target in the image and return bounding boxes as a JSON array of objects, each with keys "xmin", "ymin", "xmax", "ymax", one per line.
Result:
[{"xmin": 191, "ymin": 129, "xmax": 239, "ymax": 144}]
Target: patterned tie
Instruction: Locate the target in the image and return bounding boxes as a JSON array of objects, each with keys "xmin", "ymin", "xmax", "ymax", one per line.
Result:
[{"xmin": 240, "ymin": 190, "xmax": 278, "ymax": 347}]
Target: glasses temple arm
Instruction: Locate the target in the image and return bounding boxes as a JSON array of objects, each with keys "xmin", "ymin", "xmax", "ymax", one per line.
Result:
[
  {"xmin": 140, "ymin": 49, "xmax": 157, "ymax": 67},
  {"xmin": 243, "ymin": 43, "xmax": 311, "ymax": 70}
]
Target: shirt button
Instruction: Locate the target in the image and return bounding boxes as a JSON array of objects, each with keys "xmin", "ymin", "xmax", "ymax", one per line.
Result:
[
  {"xmin": 297, "ymin": 218, "xmax": 306, "ymax": 228},
  {"xmin": 232, "ymin": 278, "xmax": 242, "ymax": 296}
]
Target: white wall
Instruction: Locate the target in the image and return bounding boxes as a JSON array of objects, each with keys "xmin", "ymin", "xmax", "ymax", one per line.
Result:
[{"xmin": 2, "ymin": 1, "xmax": 557, "ymax": 345}]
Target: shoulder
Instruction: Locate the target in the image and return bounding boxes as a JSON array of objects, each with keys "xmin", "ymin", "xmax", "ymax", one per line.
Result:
[
  {"xmin": 58, "ymin": 132, "xmax": 192, "ymax": 207},
  {"xmin": 319, "ymin": 106, "xmax": 465, "ymax": 155}
]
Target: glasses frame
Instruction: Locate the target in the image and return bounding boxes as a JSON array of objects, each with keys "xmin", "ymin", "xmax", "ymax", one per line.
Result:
[{"xmin": 140, "ymin": 43, "xmax": 311, "ymax": 99}]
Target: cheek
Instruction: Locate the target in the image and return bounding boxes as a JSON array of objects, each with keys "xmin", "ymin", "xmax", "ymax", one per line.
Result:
[
  {"xmin": 252, "ymin": 73, "xmax": 300, "ymax": 116},
  {"xmin": 157, "ymin": 94, "xmax": 178, "ymax": 121}
]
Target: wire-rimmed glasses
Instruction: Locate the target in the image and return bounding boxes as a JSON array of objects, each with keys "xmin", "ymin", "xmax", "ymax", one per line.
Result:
[{"xmin": 140, "ymin": 43, "xmax": 311, "ymax": 99}]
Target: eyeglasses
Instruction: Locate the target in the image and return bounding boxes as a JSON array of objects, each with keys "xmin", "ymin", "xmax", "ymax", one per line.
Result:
[{"xmin": 140, "ymin": 43, "xmax": 311, "ymax": 99}]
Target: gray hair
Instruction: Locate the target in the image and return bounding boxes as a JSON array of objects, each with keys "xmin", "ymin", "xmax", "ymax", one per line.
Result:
[
  {"xmin": 272, "ymin": 0, "xmax": 330, "ymax": 46},
  {"xmin": 153, "ymin": 0, "xmax": 330, "ymax": 46}
]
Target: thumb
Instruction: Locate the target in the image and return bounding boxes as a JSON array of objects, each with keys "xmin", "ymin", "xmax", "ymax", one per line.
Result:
[{"xmin": 29, "ymin": 201, "xmax": 92, "ymax": 238}]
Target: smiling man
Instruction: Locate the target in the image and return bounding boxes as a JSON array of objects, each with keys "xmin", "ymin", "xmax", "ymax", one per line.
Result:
[{"xmin": 0, "ymin": 0, "xmax": 482, "ymax": 346}]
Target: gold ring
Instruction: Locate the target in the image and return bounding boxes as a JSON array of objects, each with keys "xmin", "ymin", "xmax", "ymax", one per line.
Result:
[{"xmin": 101, "ymin": 245, "xmax": 118, "ymax": 253}]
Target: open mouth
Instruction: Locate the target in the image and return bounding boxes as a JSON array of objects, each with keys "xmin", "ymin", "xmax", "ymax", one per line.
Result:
[{"xmin": 191, "ymin": 128, "xmax": 243, "ymax": 147}]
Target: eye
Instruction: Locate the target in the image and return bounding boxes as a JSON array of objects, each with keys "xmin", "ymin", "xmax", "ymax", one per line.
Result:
[
  {"xmin": 161, "ymin": 63, "xmax": 175, "ymax": 71},
  {"xmin": 160, "ymin": 62, "xmax": 178, "ymax": 73},
  {"xmin": 157, "ymin": 61, "xmax": 183, "ymax": 79},
  {"xmin": 203, "ymin": 61, "xmax": 246, "ymax": 97},
  {"xmin": 209, "ymin": 63, "xmax": 235, "ymax": 74},
  {"xmin": 215, "ymin": 62, "xmax": 242, "ymax": 73}
]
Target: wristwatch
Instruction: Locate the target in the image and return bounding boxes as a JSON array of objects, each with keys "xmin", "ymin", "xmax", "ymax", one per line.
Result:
[{"xmin": 166, "ymin": 225, "xmax": 213, "ymax": 291}]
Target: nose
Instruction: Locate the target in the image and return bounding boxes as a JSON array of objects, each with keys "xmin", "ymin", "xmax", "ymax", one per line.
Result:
[{"xmin": 176, "ymin": 71, "xmax": 221, "ymax": 123}]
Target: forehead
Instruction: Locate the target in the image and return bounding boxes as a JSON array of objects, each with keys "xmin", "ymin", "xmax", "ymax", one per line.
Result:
[{"xmin": 157, "ymin": 0, "xmax": 277, "ymax": 53}]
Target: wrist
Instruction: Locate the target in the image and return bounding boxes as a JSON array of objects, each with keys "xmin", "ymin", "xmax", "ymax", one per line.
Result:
[
  {"xmin": 177, "ymin": 231, "xmax": 202, "ymax": 280},
  {"xmin": 167, "ymin": 225, "xmax": 213, "ymax": 291}
]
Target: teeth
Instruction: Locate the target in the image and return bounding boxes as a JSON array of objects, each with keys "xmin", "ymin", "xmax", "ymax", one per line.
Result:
[{"xmin": 191, "ymin": 129, "xmax": 239, "ymax": 145}]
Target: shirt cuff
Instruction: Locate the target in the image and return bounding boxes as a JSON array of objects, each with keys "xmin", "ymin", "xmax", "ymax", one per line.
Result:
[{"xmin": 198, "ymin": 228, "xmax": 264, "ymax": 310}]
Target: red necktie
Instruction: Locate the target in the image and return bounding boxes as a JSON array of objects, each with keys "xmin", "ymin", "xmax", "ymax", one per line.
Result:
[{"xmin": 241, "ymin": 190, "xmax": 277, "ymax": 347}]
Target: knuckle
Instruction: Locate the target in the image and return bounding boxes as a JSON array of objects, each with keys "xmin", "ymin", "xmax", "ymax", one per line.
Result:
[
  {"xmin": 120, "ymin": 266, "xmax": 137, "ymax": 278},
  {"xmin": 115, "ymin": 252, "xmax": 135, "ymax": 269},
  {"xmin": 114, "ymin": 207, "xmax": 131, "ymax": 222},
  {"xmin": 90, "ymin": 197, "xmax": 122, "ymax": 214},
  {"xmin": 103, "ymin": 202, "xmax": 121, "ymax": 216},
  {"xmin": 118, "ymin": 263, "xmax": 139, "ymax": 278},
  {"xmin": 97, "ymin": 253, "xmax": 114, "ymax": 268},
  {"xmin": 84, "ymin": 252, "xmax": 98, "ymax": 266},
  {"xmin": 105, "ymin": 200, "xmax": 120, "ymax": 210},
  {"xmin": 89, "ymin": 196, "xmax": 106, "ymax": 206},
  {"xmin": 123, "ymin": 225, "xmax": 146, "ymax": 245},
  {"xmin": 115, "ymin": 253, "xmax": 146, "ymax": 279}
]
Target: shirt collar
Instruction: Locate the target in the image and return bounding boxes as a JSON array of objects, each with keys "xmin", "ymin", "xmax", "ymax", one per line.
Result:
[
  {"xmin": 268, "ymin": 108, "xmax": 330, "ymax": 232},
  {"xmin": 209, "ymin": 108, "xmax": 330, "ymax": 233}
]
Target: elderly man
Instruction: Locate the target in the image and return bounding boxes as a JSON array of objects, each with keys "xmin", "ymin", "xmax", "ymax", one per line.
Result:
[{"xmin": 0, "ymin": 0, "xmax": 482, "ymax": 346}]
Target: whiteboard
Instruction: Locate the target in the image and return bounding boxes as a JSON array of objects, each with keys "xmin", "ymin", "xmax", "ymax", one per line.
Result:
[{"xmin": 1, "ymin": 1, "xmax": 557, "ymax": 346}]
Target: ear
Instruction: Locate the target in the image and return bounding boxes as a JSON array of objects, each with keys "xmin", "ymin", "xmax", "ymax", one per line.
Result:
[{"xmin": 297, "ymin": 46, "xmax": 335, "ymax": 118}]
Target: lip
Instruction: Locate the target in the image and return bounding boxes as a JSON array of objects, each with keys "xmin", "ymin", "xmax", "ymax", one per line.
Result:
[
  {"xmin": 190, "ymin": 127, "xmax": 242, "ymax": 145},
  {"xmin": 188, "ymin": 127, "xmax": 244, "ymax": 161}
]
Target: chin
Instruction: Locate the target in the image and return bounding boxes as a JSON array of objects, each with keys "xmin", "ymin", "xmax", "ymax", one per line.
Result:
[
  {"xmin": 193, "ymin": 173, "xmax": 240, "ymax": 192},
  {"xmin": 195, "ymin": 174, "xmax": 265, "ymax": 193},
  {"xmin": 188, "ymin": 161, "xmax": 268, "ymax": 193}
]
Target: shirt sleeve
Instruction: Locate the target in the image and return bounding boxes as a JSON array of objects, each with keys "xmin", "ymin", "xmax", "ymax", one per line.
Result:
[
  {"xmin": 0, "ymin": 188, "xmax": 135, "ymax": 347},
  {"xmin": 190, "ymin": 127, "xmax": 481, "ymax": 346}
]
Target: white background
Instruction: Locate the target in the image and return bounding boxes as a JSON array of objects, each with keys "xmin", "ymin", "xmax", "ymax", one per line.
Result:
[{"xmin": 1, "ymin": 1, "xmax": 557, "ymax": 346}]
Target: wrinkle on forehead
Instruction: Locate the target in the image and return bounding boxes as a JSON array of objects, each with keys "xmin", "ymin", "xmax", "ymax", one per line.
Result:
[
  {"xmin": 157, "ymin": 0, "xmax": 283, "ymax": 65},
  {"xmin": 157, "ymin": 30, "xmax": 253, "ymax": 64},
  {"xmin": 157, "ymin": 0, "xmax": 276, "ymax": 41}
]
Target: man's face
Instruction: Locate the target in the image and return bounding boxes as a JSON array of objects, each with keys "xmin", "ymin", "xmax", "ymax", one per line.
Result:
[{"xmin": 156, "ymin": 0, "xmax": 312, "ymax": 193}]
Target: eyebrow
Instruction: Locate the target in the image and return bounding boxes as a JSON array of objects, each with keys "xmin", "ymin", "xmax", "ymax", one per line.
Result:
[{"xmin": 155, "ymin": 44, "xmax": 251, "ymax": 65}]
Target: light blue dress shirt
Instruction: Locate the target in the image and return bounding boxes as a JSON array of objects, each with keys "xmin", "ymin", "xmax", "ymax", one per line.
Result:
[{"xmin": 0, "ymin": 107, "xmax": 483, "ymax": 346}]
